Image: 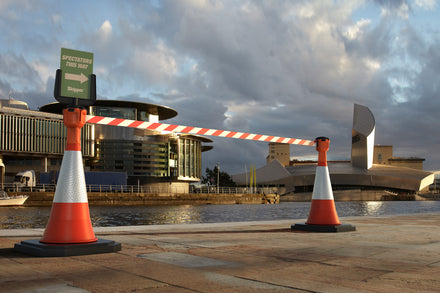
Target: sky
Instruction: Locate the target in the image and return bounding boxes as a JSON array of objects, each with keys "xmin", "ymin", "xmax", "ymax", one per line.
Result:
[{"xmin": 1, "ymin": 0, "xmax": 440, "ymax": 174}]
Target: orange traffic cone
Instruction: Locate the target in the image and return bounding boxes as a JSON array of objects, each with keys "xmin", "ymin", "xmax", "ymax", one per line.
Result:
[
  {"xmin": 15, "ymin": 107, "xmax": 120, "ymax": 256},
  {"xmin": 40, "ymin": 108, "xmax": 96, "ymax": 243},
  {"xmin": 291, "ymin": 137, "xmax": 355, "ymax": 232}
]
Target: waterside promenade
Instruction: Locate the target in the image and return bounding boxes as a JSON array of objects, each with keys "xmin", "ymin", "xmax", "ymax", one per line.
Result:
[{"xmin": 1, "ymin": 213, "xmax": 440, "ymax": 292}]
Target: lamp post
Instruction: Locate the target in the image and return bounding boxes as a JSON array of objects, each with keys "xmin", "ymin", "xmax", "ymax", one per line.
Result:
[{"xmin": 217, "ymin": 162, "xmax": 220, "ymax": 193}]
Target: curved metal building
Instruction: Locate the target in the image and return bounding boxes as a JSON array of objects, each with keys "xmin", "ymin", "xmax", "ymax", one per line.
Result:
[
  {"xmin": 351, "ymin": 104, "xmax": 375, "ymax": 169},
  {"xmin": 232, "ymin": 104, "xmax": 434, "ymax": 195}
]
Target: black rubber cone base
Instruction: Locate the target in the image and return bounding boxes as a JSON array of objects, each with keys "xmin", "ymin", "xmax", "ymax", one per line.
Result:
[
  {"xmin": 291, "ymin": 223, "xmax": 356, "ymax": 233},
  {"xmin": 14, "ymin": 239, "xmax": 121, "ymax": 257}
]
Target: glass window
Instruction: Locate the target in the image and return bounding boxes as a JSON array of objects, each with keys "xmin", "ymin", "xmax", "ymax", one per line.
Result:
[
  {"xmin": 91, "ymin": 106, "xmax": 136, "ymax": 120},
  {"xmin": 139, "ymin": 111, "xmax": 149, "ymax": 121}
]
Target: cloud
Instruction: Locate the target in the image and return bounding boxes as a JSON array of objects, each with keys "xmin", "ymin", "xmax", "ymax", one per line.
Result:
[
  {"xmin": 152, "ymin": 1, "xmax": 440, "ymax": 172},
  {"xmin": 0, "ymin": 53, "xmax": 42, "ymax": 91},
  {"xmin": 1, "ymin": 0, "xmax": 440, "ymax": 173},
  {"xmin": 98, "ymin": 20, "xmax": 113, "ymax": 39},
  {"xmin": 414, "ymin": 0, "xmax": 436, "ymax": 10},
  {"xmin": 374, "ymin": 0, "xmax": 411, "ymax": 18},
  {"xmin": 126, "ymin": 43, "xmax": 178, "ymax": 84},
  {"xmin": 106, "ymin": 0, "xmax": 435, "ymax": 172}
]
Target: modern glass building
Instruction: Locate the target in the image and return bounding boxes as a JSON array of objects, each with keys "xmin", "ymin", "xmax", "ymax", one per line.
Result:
[
  {"xmin": 0, "ymin": 99, "xmax": 94, "ymax": 180},
  {"xmin": 1, "ymin": 99, "xmax": 212, "ymax": 192}
]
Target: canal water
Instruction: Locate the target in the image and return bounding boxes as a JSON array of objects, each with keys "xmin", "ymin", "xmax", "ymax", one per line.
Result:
[{"xmin": 1, "ymin": 201, "xmax": 440, "ymax": 229}]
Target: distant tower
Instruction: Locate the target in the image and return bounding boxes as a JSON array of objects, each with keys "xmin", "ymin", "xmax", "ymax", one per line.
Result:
[
  {"xmin": 351, "ymin": 104, "xmax": 375, "ymax": 169},
  {"xmin": 267, "ymin": 143, "xmax": 290, "ymax": 166}
]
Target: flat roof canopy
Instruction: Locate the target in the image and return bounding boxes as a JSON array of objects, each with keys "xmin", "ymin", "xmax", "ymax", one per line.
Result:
[{"xmin": 40, "ymin": 100, "xmax": 178, "ymax": 121}]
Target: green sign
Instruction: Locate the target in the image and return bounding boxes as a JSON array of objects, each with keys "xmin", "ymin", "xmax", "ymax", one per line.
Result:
[{"xmin": 60, "ymin": 48, "xmax": 93, "ymax": 100}]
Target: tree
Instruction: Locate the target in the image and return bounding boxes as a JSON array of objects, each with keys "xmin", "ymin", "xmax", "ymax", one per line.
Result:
[{"xmin": 201, "ymin": 166, "xmax": 236, "ymax": 187}]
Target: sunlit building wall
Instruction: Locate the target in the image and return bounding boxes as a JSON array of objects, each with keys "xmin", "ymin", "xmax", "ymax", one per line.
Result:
[
  {"xmin": 373, "ymin": 145, "xmax": 393, "ymax": 164},
  {"xmin": 373, "ymin": 145, "xmax": 425, "ymax": 170},
  {"xmin": 266, "ymin": 142, "xmax": 290, "ymax": 167},
  {"xmin": 0, "ymin": 103, "xmax": 94, "ymax": 177},
  {"xmin": 178, "ymin": 136, "xmax": 202, "ymax": 180}
]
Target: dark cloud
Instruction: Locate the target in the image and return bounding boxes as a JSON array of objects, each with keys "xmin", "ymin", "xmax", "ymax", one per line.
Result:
[
  {"xmin": 372, "ymin": 38, "xmax": 440, "ymax": 170},
  {"xmin": 0, "ymin": 79, "xmax": 12, "ymax": 98},
  {"xmin": 1, "ymin": 0, "xmax": 440, "ymax": 174},
  {"xmin": 163, "ymin": 94, "xmax": 228, "ymax": 130},
  {"xmin": 124, "ymin": 0, "xmax": 440, "ymax": 172},
  {"xmin": 0, "ymin": 53, "xmax": 42, "ymax": 90},
  {"xmin": 373, "ymin": 0, "xmax": 411, "ymax": 11}
]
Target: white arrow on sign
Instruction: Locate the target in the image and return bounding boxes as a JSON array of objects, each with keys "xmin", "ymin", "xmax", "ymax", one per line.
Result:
[{"xmin": 65, "ymin": 72, "xmax": 88, "ymax": 84}]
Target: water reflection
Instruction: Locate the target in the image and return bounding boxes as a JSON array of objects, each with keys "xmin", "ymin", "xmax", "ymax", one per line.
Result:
[
  {"xmin": 144, "ymin": 205, "xmax": 202, "ymax": 224},
  {"xmin": 0, "ymin": 207, "xmax": 50, "ymax": 229},
  {"xmin": 0, "ymin": 201, "xmax": 439, "ymax": 229},
  {"xmin": 336, "ymin": 201, "xmax": 385, "ymax": 216},
  {"xmin": 90, "ymin": 205, "xmax": 202, "ymax": 226},
  {"xmin": 364, "ymin": 201, "xmax": 384, "ymax": 216}
]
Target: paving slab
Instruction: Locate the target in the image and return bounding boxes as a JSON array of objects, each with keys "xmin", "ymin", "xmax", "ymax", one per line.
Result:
[{"xmin": 1, "ymin": 213, "xmax": 440, "ymax": 292}]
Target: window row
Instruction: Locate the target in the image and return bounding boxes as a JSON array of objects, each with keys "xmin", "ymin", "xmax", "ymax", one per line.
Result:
[{"xmin": 0, "ymin": 114, "xmax": 93, "ymax": 156}]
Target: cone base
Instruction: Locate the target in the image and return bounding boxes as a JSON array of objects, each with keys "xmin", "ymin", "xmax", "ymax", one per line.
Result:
[
  {"xmin": 306, "ymin": 199, "xmax": 341, "ymax": 226},
  {"xmin": 291, "ymin": 223, "xmax": 356, "ymax": 233},
  {"xmin": 14, "ymin": 238, "xmax": 121, "ymax": 257},
  {"xmin": 41, "ymin": 202, "xmax": 97, "ymax": 244}
]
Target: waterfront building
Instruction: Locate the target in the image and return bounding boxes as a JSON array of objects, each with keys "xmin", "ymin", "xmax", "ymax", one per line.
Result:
[
  {"xmin": 233, "ymin": 104, "xmax": 434, "ymax": 195},
  {"xmin": 0, "ymin": 98, "xmax": 94, "ymax": 184},
  {"xmin": 266, "ymin": 142, "xmax": 290, "ymax": 167},
  {"xmin": 373, "ymin": 145, "xmax": 425, "ymax": 170},
  {"xmin": 430, "ymin": 171, "xmax": 440, "ymax": 193},
  {"xmin": 0, "ymin": 98, "xmax": 212, "ymax": 192}
]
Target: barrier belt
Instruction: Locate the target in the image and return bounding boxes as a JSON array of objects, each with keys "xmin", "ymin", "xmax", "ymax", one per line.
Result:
[{"xmin": 85, "ymin": 115, "xmax": 315, "ymax": 146}]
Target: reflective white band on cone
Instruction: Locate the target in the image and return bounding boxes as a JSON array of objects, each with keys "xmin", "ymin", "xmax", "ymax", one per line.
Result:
[
  {"xmin": 311, "ymin": 167, "xmax": 334, "ymax": 200},
  {"xmin": 52, "ymin": 151, "xmax": 88, "ymax": 203},
  {"xmin": 306, "ymin": 165, "xmax": 341, "ymax": 226}
]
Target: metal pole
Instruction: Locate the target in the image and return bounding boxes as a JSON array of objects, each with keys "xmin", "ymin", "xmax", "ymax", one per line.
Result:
[{"xmin": 217, "ymin": 162, "xmax": 220, "ymax": 193}]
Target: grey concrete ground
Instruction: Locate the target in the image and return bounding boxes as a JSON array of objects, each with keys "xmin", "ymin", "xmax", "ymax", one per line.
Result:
[{"xmin": 1, "ymin": 213, "xmax": 440, "ymax": 292}]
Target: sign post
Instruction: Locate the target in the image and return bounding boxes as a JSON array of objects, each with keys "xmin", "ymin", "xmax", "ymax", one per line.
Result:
[
  {"xmin": 54, "ymin": 48, "xmax": 96, "ymax": 106},
  {"xmin": 60, "ymin": 48, "xmax": 93, "ymax": 100}
]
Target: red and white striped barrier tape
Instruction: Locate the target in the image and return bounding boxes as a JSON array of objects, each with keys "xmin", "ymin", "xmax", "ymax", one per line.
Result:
[{"xmin": 85, "ymin": 115, "xmax": 315, "ymax": 146}]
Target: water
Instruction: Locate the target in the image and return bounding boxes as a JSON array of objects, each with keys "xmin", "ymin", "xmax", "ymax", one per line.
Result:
[{"xmin": 1, "ymin": 201, "xmax": 440, "ymax": 229}]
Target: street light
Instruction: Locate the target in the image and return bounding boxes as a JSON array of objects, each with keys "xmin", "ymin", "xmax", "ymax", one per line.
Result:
[{"xmin": 217, "ymin": 162, "xmax": 220, "ymax": 193}]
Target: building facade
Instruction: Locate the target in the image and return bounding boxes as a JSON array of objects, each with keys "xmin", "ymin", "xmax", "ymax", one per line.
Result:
[
  {"xmin": 373, "ymin": 145, "xmax": 393, "ymax": 164},
  {"xmin": 266, "ymin": 142, "xmax": 290, "ymax": 167},
  {"xmin": 0, "ymin": 100, "xmax": 94, "ymax": 179},
  {"xmin": 373, "ymin": 145, "xmax": 425, "ymax": 170},
  {"xmin": 1, "ymin": 98, "xmax": 212, "ymax": 191},
  {"xmin": 233, "ymin": 104, "xmax": 433, "ymax": 194}
]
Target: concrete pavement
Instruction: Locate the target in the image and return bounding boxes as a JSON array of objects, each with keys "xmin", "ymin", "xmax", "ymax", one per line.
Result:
[{"xmin": 1, "ymin": 213, "xmax": 440, "ymax": 292}]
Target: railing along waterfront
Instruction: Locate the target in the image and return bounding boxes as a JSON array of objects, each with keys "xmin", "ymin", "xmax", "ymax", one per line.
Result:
[
  {"xmin": 3, "ymin": 183, "xmax": 276, "ymax": 195},
  {"xmin": 191, "ymin": 186, "xmax": 276, "ymax": 194}
]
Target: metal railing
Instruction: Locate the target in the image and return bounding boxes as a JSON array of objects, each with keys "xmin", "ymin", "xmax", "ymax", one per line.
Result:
[
  {"xmin": 2, "ymin": 183, "xmax": 277, "ymax": 195},
  {"xmin": 3, "ymin": 184, "xmax": 57, "ymax": 193},
  {"xmin": 190, "ymin": 186, "xmax": 276, "ymax": 194}
]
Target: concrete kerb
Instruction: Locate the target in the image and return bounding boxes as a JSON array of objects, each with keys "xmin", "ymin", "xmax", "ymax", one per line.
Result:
[
  {"xmin": 0, "ymin": 219, "xmax": 299, "ymax": 237},
  {"xmin": 2, "ymin": 213, "xmax": 439, "ymax": 238}
]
